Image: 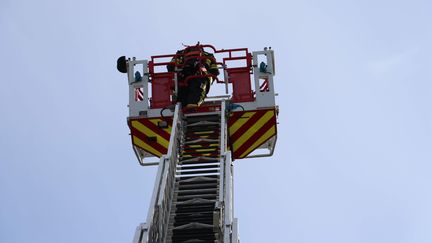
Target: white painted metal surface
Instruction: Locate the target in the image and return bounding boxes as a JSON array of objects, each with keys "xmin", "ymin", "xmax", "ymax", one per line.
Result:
[{"xmin": 128, "ymin": 59, "xmax": 149, "ymax": 117}]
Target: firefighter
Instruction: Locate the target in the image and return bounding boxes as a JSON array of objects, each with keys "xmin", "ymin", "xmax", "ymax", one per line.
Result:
[{"xmin": 167, "ymin": 44, "xmax": 219, "ymax": 109}]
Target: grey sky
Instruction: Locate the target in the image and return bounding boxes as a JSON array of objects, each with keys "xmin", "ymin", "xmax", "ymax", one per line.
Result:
[{"xmin": 1, "ymin": 0, "xmax": 431, "ymax": 242}]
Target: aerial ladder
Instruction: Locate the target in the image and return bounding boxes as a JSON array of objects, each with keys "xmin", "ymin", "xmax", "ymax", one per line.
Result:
[{"xmin": 118, "ymin": 44, "xmax": 278, "ymax": 243}]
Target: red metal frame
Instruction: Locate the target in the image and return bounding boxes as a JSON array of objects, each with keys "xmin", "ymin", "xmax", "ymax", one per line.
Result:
[
  {"xmin": 147, "ymin": 44, "xmax": 256, "ymax": 108},
  {"xmin": 218, "ymin": 48, "xmax": 253, "ymax": 102},
  {"xmin": 150, "ymin": 72, "xmax": 174, "ymax": 108}
]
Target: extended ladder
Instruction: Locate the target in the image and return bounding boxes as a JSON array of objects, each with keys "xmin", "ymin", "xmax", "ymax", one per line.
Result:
[
  {"xmin": 168, "ymin": 112, "xmax": 222, "ymax": 242},
  {"xmin": 133, "ymin": 103, "xmax": 237, "ymax": 243}
]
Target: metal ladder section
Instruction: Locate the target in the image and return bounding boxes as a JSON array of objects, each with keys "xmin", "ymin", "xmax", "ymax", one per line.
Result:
[
  {"xmin": 166, "ymin": 113, "xmax": 222, "ymax": 242},
  {"xmin": 133, "ymin": 102, "xmax": 239, "ymax": 243}
]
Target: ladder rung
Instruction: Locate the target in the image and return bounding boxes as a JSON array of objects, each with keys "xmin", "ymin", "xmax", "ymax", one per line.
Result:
[
  {"xmin": 185, "ymin": 138, "xmax": 219, "ymax": 144},
  {"xmin": 184, "ymin": 111, "xmax": 221, "ymax": 117},
  {"xmin": 177, "ymin": 175, "xmax": 219, "ymax": 182},
  {"xmin": 178, "ymin": 164, "xmax": 219, "ymax": 169},
  {"xmin": 187, "ymin": 120, "xmax": 220, "ymax": 127},
  {"xmin": 176, "ymin": 170, "xmax": 220, "ymax": 176},
  {"xmin": 174, "ymin": 222, "xmax": 214, "ymax": 230},
  {"xmin": 180, "ymin": 157, "xmax": 220, "ymax": 163},
  {"xmin": 176, "ymin": 183, "xmax": 218, "ymax": 191},
  {"xmin": 177, "ymin": 164, "xmax": 219, "ymax": 171},
  {"xmin": 176, "ymin": 188, "xmax": 217, "ymax": 195},
  {"xmin": 176, "ymin": 194, "xmax": 217, "ymax": 201},
  {"xmin": 178, "ymin": 161, "xmax": 220, "ymax": 166},
  {"xmin": 175, "ymin": 198, "xmax": 216, "ymax": 205}
]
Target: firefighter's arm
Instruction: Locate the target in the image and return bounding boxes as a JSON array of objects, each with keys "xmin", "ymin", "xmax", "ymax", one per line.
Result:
[
  {"xmin": 208, "ymin": 62, "xmax": 219, "ymax": 76},
  {"xmin": 203, "ymin": 53, "xmax": 219, "ymax": 76}
]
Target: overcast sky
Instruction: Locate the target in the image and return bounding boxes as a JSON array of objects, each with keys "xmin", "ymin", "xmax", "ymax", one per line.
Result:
[{"xmin": 1, "ymin": 0, "xmax": 431, "ymax": 242}]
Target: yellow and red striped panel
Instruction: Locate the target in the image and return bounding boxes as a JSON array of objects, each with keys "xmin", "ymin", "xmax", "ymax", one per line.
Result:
[
  {"xmin": 128, "ymin": 117, "xmax": 172, "ymax": 157},
  {"xmin": 228, "ymin": 109, "xmax": 277, "ymax": 159},
  {"xmin": 181, "ymin": 132, "xmax": 220, "ymax": 158}
]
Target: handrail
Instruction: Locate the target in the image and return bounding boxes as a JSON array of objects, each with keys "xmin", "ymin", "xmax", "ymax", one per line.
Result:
[
  {"xmin": 223, "ymin": 151, "xmax": 233, "ymax": 243},
  {"xmin": 149, "ymin": 45, "xmax": 249, "ymax": 69},
  {"xmin": 219, "ymin": 100, "xmax": 227, "ymax": 236},
  {"xmin": 139, "ymin": 103, "xmax": 182, "ymax": 243},
  {"xmin": 148, "ymin": 45, "xmax": 252, "ymax": 96},
  {"xmin": 219, "ymin": 100, "xmax": 236, "ymax": 242},
  {"xmin": 158, "ymin": 104, "xmax": 182, "ymax": 242}
]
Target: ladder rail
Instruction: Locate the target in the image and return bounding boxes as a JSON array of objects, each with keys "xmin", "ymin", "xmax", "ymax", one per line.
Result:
[
  {"xmin": 219, "ymin": 100, "xmax": 227, "ymax": 208},
  {"xmin": 219, "ymin": 100, "xmax": 230, "ymax": 241},
  {"xmin": 159, "ymin": 104, "xmax": 183, "ymax": 243},
  {"xmin": 220, "ymin": 100, "xmax": 239, "ymax": 242},
  {"xmin": 134, "ymin": 155, "xmax": 165, "ymax": 243},
  {"xmin": 223, "ymin": 151, "xmax": 234, "ymax": 243}
]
